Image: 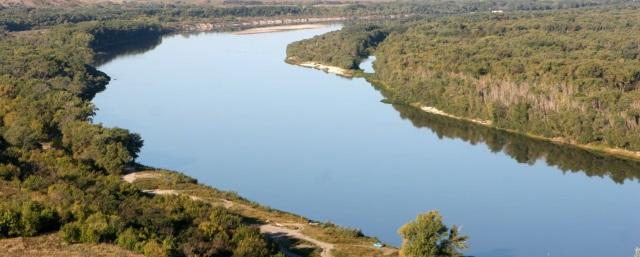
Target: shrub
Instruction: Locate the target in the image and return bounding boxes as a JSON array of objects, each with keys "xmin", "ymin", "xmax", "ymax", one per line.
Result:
[
  {"xmin": 143, "ymin": 238, "xmax": 177, "ymax": 257},
  {"xmin": 0, "ymin": 206, "xmax": 20, "ymax": 237},
  {"xmin": 116, "ymin": 227, "xmax": 147, "ymax": 252},
  {"xmin": 0, "ymin": 201, "xmax": 58, "ymax": 237},
  {"xmin": 198, "ymin": 206, "xmax": 242, "ymax": 243},
  {"xmin": 60, "ymin": 222, "xmax": 82, "ymax": 243},
  {"xmin": 233, "ymin": 236, "xmax": 271, "ymax": 257},
  {"xmin": 60, "ymin": 212, "xmax": 122, "ymax": 244},
  {"xmin": 80, "ymin": 212, "xmax": 122, "ymax": 243},
  {"xmin": 19, "ymin": 201, "xmax": 58, "ymax": 236},
  {"xmin": 0, "ymin": 164, "xmax": 21, "ymax": 180}
]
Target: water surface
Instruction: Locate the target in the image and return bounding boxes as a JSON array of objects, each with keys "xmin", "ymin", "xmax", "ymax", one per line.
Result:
[{"xmin": 93, "ymin": 26, "xmax": 640, "ymax": 257}]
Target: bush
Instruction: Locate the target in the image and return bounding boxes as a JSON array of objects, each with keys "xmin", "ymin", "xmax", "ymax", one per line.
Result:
[
  {"xmin": 143, "ymin": 238, "xmax": 177, "ymax": 257},
  {"xmin": 19, "ymin": 201, "xmax": 58, "ymax": 236},
  {"xmin": 116, "ymin": 227, "xmax": 147, "ymax": 252},
  {"xmin": 60, "ymin": 222, "xmax": 82, "ymax": 243},
  {"xmin": 198, "ymin": 206, "xmax": 242, "ymax": 243},
  {"xmin": 233, "ymin": 236, "xmax": 271, "ymax": 257},
  {"xmin": 0, "ymin": 206, "xmax": 20, "ymax": 237},
  {"xmin": 0, "ymin": 164, "xmax": 21, "ymax": 180},
  {"xmin": 22, "ymin": 175, "xmax": 48, "ymax": 191},
  {"xmin": 60, "ymin": 212, "xmax": 122, "ymax": 244},
  {"xmin": 0, "ymin": 201, "xmax": 58, "ymax": 237},
  {"xmin": 80, "ymin": 212, "xmax": 122, "ymax": 243}
]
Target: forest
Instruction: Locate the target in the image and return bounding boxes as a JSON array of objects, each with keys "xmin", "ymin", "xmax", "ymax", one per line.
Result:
[
  {"xmin": 0, "ymin": 19, "xmax": 285, "ymax": 257},
  {"xmin": 0, "ymin": 0, "xmax": 633, "ymax": 31},
  {"xmin": 1, "ymin": 0, "xmax": 638, "ymax": 256},
  {"xmin": 286, "ymin": 5, "xmax": 640, "ymax": 154},
  {"xmin": 0, "ymin": 1, "xmax": 480, "ymax": 255},
  {"xmin": 286, "ymin": 24, "xmax": 390, "ymax": 69}
]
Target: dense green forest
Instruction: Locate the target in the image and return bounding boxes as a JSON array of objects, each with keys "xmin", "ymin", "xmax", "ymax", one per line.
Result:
[
  {"xmin": 0, "ymin": 0, "xmax": 633, "ymax": 31},
  {"xmin": 286, "ymin": 24, "xmax": 390, "ymax": 69},
  {"xmin": 286, "ymin": 6, "xmax": 640, "ymax": 154},
  {"xmin": 0, "ymin": 20, "xmax": 284, "ymax": 257}
]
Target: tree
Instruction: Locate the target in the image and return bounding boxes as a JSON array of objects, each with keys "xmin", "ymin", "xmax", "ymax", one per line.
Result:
[
  {"xmin": 398, "ymin": 211, "xmax": 467, "ymax": 257},
  {"xmin": 61, "ymin": 121, "xmax": 143, "ymax": 174},
  {"xmin": 231, "ymin": 225, "xmax": 271, "ymax": 257},
  {"xmin": 198, "ymin": 206, "xmax": 242, "ymax": 243}
]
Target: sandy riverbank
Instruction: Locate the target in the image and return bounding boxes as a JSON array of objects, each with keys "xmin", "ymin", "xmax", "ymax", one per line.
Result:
[
  {"xmin": 286, "ymin": 57, "xmax": 640, "ymax": 160},
  {"xmin": 414, "ymin": 103, "xmax": 640, "ymax": 160},
  {"xmin": 419, "ymin": 106, "xmax": 492, "ymax": 126},
  {"xmin": 298, "ymin": 61, "xmax": 353, "ymax": 76},
  {"xmin": 234, "ymin": 24, "xmax": 330, "ymax": 35},
  {"xmin": 286, "ymin": 58, "xmax": 354, "ymax": 77}
]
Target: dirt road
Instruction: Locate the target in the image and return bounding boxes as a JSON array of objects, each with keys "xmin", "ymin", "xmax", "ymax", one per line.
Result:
[{"xmin": 122, "ymin": 172, "xmax": 336, "ymax": 257}]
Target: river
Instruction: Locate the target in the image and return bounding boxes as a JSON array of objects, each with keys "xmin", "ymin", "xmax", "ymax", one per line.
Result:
[{"xmin": 93, "ymin": 25, "xmax": 640, "ymax": 257}]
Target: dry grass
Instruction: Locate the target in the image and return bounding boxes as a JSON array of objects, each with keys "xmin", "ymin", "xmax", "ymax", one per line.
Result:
[{"xmin": 0, "ymin": 234, "xmax": 143, "ymax": 257}]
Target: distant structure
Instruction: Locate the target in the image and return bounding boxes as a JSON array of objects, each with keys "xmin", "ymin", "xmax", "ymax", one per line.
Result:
[{"xmin": 491, "ymin": 10, "xmax": 504, "ymax": 14}]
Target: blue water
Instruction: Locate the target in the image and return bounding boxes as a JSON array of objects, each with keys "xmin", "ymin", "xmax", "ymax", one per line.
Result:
[{"xmin": 93, "ymin": 26, "xmax": 640, "ymax": 257}]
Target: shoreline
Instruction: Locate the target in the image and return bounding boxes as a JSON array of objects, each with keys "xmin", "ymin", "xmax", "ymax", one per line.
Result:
[
  {"xmin": 292, "ymin": 61, "xmax": 640, "ymax": 162},
  {"xmin": 233, "ymin": 23, "xmax": 331, "ymax": 34},
  {"xmin": 409, "ymin": 102, "xmax": 640, "ymax": 161},
  {"xmin": 122, "ymin": 170, "xmax": 399, "ymax": 257},
  {"xmin": 92, "ymin": 37, "xmax": 395, "ymax": 257}
]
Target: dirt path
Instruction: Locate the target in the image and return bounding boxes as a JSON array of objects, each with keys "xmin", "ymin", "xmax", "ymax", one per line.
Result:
[
  {"xmin": 122, "ymin": 172, "xmax": 335, "ymax": 257},
  {"xmin": 141, "ymin": 189, "xmax": 203, "ymax": 201},
  {"xmin": 260, "ymin": 224, "xmax": 334, "ymax": 257}
]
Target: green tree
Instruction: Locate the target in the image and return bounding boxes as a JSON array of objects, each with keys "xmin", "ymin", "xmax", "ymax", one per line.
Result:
[
  {"xmin": 398, "ymin": 211, "xmax": 467, "ymax": 257},
  {"xmin": 0, "ymin": 205, "xmax": 20, "ymax": 237},
  {"xmin": 198, "ymin": 206, "xmax": 242, "ymax": 243}
]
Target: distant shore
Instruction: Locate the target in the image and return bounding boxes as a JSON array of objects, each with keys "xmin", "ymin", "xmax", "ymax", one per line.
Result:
[
  {"xmin": 234, "ymin": 23, "xmax": 330, "ymax": 34},
  {"xmin": 413, "ymin": 102, "xmax": 640, "ymax": 161},
  {"xmin": 288, "ymin": 59, "xmax": 640, "ymax": 161}
]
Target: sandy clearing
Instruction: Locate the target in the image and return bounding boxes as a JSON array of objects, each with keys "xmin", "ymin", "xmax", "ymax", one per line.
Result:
[
  {"xmin": 234, "ymin": 24, "xmax": 329, "ymax": 35},
  {"xmin": 121, "ymin": 172, "xmax": 161, "ymax": 183},
  {"xmin": 142, "ymin": 189, "xmax": 203, "ymax": 201}
]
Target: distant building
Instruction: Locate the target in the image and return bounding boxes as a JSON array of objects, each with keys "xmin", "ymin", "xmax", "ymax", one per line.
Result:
[{"xmin": 491, "ymin": 10, "xmax": 504, "ymax": 14}]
